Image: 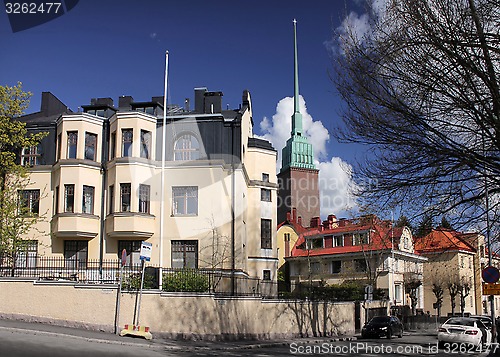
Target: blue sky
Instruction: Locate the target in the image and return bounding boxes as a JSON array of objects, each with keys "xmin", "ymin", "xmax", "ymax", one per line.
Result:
[{"xmin": 1, "ymin": 0, "xmax": 366, "ymax": 217}]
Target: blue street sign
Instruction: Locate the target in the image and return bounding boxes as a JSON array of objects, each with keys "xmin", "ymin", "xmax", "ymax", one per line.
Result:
[
  {"xmin": 482, "ymin": 266, "xmax": 500, "ymax": 283},
  {"xmin": 139, "ymin": 241, "xmax": 152, "ymax": 261}
]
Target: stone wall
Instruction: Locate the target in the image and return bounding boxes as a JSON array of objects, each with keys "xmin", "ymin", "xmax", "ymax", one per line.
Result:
[{"xmin": 0, "ymin": 279, "xmax": 355, "ymax": 340}]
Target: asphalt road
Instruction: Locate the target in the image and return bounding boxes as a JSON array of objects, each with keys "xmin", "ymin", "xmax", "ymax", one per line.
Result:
[{"xmin": 0, "ymin": 319, "xmax": 492, "ymax": 356}]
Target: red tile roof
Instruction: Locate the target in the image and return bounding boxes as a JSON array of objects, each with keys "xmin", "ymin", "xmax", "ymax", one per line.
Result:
[
  {"xmin": 414, "ymin": 228, "xmax": 476, "ymax": 254},
  {"xmin": 290, "ymin": 215, "xmax": 406, "ymax": 258}
]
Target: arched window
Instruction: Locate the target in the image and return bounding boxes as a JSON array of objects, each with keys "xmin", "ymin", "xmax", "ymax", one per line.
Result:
[{"xmin": 174, "ymin": 134, "xmax": 200, "ymax": 161}]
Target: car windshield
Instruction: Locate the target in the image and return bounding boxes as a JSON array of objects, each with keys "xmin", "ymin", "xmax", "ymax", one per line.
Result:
[
  {"xmin": 370, "ymin": 316, "xmax": 390, "ymax": 323},
  {"xmin": 445, "ymin": 318, "xmax": 474, "ymax": 327}
]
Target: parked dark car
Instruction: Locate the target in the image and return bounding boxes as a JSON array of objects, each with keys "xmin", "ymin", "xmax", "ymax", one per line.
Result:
[{"xmin": 361, "ymin": 316, "xmax": 403, "ymax": 339}]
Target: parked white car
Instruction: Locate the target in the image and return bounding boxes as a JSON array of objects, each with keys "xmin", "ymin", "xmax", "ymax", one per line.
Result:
[{"xmin": 438, "ymin": 317, "xmax": 492, "ymax": 348}]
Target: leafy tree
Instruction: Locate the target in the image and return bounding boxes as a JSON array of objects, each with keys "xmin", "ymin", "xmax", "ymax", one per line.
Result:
[
  {"xmin": 0, "ymin": 83, "xmax": 47, "ymax": 270},
  {"xmin": 331, "ymin": 0, "xmax": 500, "ymax": 230},
  {"xmin": 0, "ymin": 83, "xmax": 45, "ymax": 185}
]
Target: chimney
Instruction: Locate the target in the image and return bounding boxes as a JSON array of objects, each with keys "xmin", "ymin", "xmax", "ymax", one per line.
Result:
[
  {"xmin": 297, "ymin": 216, "xmax": 302, "ymax": 226},
  {"xmin": 194, "ymin": 87, "xmax": 207, "ymax": 113},
  {"xmin": 338, "ymin": 218, "xmax": 346, "ymax": 227},
  {"xmin": 204, "ymin": 91, "xmax": 223, "ymax": 114},
  {"xmin": 91, "ymin": 97, "xmax": 114, "ymax": 107},
  {"xmin": 242, "ymin": 89, "xmax": 251, "ymax": 112},
  {"xmin": 286, "ymin": 211, "xmax": 291, "ymax": 222},
  {"xmin": 119, "ymin": 95, "xmax": 134, "ymax": 110},
  {"xmin": 151, "ymin": 96, "xmax": 164, "ymax": 104},
  {"xmin": 310, "ymin": 217, "xmax": 321, "ymax": 228},
  {"xmin": 292, "ymin": 208, "xmax": 297, "ymax": 223}
]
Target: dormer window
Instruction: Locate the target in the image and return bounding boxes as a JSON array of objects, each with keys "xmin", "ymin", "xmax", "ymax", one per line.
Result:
[
  {"xmin": 403, "ymin": 236, "xmax": 409, "ymax": 249},
  {"xmin": 334, "ymin": 235, "xmax": 344, "ymax": 247},
  {"xmin": 353, "ymin": 232, "xmax": 369, "ymax": 245},
  {"xmin": 306, "ymin": 238, "xmax": 323, "ymax": 250},
  {"xmin": 174, "ymin": 134, "xmax": 200, "ymax": 161}
]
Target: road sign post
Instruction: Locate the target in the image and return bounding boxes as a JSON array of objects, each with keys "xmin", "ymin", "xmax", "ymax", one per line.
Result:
[
  {"xmin": 114, "ymin": 249, "xmax": 127, "ymax": 335},
  {"xmin": 135, "ymin": 241, "xmax": 152, "ymax": 326},
  {"xmin": 120, "ymin": 241, "xmax": 152, "ymax": 340}
]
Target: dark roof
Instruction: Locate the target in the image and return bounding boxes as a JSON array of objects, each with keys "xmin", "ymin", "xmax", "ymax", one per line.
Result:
[
  {"xmin": 131, "ymin": 101, "xmax": 163, "ymax": 109},
  {"xmin": 18, "ymin": 92, "xmax": 72, "ymax": 125},
  {"xmin": 248, "ymin": 137, "xmax": 276, "ymax": 151}
]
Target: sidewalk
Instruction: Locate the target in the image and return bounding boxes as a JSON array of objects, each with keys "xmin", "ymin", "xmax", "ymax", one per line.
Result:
[{"xmin": 0, "ymin": 318, "xmax": 357, "ymax": 351}]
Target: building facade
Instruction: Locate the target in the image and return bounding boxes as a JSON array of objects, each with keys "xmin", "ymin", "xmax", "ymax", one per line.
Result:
[
  {"xmin": 415, "ymin": 228, "xmax": 500, "ymax": 317},
  {"xmin": 286, "ymin": 215, "xmax": 426, "ymax": 310},
  {"xmin": 16, "ymin": 88, "xmax": 278, "ymax": 282}
]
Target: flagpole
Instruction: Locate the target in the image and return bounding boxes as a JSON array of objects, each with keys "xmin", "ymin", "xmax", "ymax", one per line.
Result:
[{"xmin": 159, "ymin": 51, "xmax": 169, "ymax": 288}]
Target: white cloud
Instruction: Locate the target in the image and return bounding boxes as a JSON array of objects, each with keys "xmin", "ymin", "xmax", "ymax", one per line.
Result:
[
  {"xmin": 258, "ymin": 96, "xmax": 357, "ymax": 217},
  {"xmin": 325, "ymin": 0, "xmax": 390, "ymax": 55},
  {"xmin": 259, "ymin": 95, "xmax": 329, "ymax": 166},
  {"xmin": 317, "ymin": 157, "xmax": 357, "ymax": 216}
]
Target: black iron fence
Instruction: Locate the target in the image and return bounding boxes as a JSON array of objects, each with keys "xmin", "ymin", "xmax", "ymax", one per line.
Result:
[
  {"xmin": 0, "ymin": 256, "xmax": 142, "ymax": 284},
  {"xmin": 0, "ymin": 256, "xmax": 277, "ymax": 297}
]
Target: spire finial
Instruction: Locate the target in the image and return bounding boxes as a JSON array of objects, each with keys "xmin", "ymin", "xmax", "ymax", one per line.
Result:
[{"xmin": 292, "ymin": 18, "xmax": 302, "ymax": 136}]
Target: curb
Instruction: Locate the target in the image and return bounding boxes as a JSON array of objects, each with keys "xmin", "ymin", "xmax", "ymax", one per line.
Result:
[{"xmin": 0, "ymin": 326, "xmax": 180, "ymax": 350}]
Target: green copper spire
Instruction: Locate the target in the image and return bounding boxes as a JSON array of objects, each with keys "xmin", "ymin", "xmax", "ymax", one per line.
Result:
[
  {"xmin": 292, "ymin": 19, "xmax": 302, "ymax": 136},
  {"xmin": 281, "ymin": 19, "xmax": 316, "ymax": 172}
]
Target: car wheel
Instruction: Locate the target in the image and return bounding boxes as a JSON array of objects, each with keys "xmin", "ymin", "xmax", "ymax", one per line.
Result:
[{"xmin": 386, "ymin": 328, "xmax": 392, "ymax": 339}]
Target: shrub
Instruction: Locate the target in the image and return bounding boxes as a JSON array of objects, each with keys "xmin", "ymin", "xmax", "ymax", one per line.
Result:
[
  {"xmin": 122, "ymin": 272, "xmax": 156, "ymax": 291},
  {"xmin": 162, "ymin": 270, "xmax": 209, "ymax": 293}
]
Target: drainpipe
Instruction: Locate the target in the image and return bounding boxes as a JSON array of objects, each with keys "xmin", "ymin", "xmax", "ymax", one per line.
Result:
[
  {"xmin": 230, "ymin": 119, "xmax": 235, "ymax": 296},
  {"xmin": 99, "ymin": 118, "xmax": 110, "ymax": 279},
  {"xmin": 227, "ymin": 118, "xmax": 240, "ymax": 296}
]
